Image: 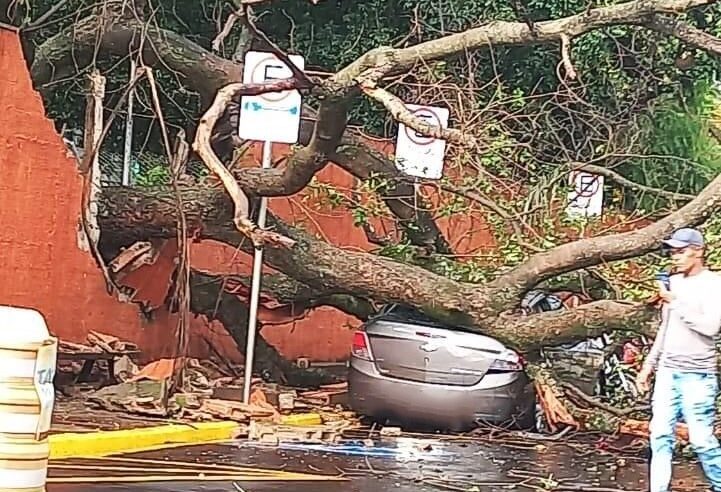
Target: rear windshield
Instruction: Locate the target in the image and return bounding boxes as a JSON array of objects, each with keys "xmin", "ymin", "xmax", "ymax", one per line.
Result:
[{"xmin": 380, "ymin": 304, "xmax": 435, "ymax": 322}]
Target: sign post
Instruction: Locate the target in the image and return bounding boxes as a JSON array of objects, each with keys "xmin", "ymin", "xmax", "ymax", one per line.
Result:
[
  {"xmin": 394, "ymin": 104, "xmax": 450, "ymax": 180},
  {"xmin": 566, "ymin": 171, "xmax": 604, "ymax": 217},
  {"xmin": 122, "ymin": 58, "xmax": 136, "ymax": 186},
  {"xmin": 238, "ymin": 51, "xmax": 304, "ymax": 404}
]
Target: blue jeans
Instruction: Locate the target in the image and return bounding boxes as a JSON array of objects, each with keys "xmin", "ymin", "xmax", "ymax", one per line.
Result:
[{"xmin": 649, "ymin": 368, "xmax": 721, "ymax": 492}]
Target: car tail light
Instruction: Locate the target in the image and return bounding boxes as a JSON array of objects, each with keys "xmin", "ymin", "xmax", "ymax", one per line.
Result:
[
  {"xmin": 489, "ymin": 349, "xmax": 524, "ymax": 372},
  {"xmin": 352, "ymin": 331, "xmax": 372, "ymax": 360}
]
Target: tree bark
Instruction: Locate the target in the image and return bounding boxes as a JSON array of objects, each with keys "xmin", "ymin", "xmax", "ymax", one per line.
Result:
[{"xmin": 30, "ymin": 12, "xmax": 241, "ymax": 104}]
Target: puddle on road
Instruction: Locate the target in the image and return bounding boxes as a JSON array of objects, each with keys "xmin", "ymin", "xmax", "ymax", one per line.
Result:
[
  {"xmin": 53, "ymin": 435, "xmax": 709, "ymax": 491},
  {"xmin": 229, "ymin": 435, "xmax": 710, "ymax": 491},
  {"xmin": 242, "ymin": 437, "xmax": 452, "ymax": 462}
]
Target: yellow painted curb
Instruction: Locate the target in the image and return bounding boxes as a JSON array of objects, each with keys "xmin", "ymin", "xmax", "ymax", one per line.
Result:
[
  {"xmin": 49, "ymin": 421, "xmax": 240, "ymax": 460},
  {"xmin": 280, "ymin": 413, "xmax": 322, "ymax": 426}
]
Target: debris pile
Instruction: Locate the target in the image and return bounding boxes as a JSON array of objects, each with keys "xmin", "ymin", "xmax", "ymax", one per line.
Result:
[
  {"xmin": 56, "ymin": 331, "xmax": 141, "ymax": 390},
  {"xmin": 64, "ymin": 351, "xmax": 357, "ymax": 435},
  {"xmin": 58, "ymin": 331, "xmax": 139, "ymax": 354}
]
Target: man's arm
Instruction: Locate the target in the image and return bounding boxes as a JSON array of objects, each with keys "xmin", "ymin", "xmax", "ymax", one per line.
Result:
[
  {"xmin": 673, "ymin": 276, "xmax": 721, "ymax": 338},
  {"xmin": 642, "ymin": 304, "xmax": 669, "ymax": 372}
]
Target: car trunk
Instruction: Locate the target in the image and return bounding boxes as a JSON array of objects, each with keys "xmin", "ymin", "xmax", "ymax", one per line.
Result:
[{"xmin": 365, "ymin": 319, "xmax": 503, "ymax": 386}]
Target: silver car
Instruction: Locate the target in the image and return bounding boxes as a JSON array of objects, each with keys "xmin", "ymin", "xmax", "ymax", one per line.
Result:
[{"xmin": 348, "ymin": 304, "xmax": 536, "ymax": 431}]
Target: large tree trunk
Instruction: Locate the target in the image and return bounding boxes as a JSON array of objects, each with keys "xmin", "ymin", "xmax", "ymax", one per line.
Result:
[{"xmin": 99, "ymin": 186, "xmax": 660, "ymax": 352}]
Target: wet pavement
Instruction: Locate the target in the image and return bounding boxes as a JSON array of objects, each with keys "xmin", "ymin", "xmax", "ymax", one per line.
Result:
[{"xmin": 46, "ymin": 433, "xmax": 711, "ymax": 491}]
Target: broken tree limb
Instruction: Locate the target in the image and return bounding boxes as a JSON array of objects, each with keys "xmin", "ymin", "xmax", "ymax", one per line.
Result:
[
  {"xmin": 644, "ymin": 14, "xmax": 721, "ymax": 57},
  {"xmin": 218, "ymin": 272, "xmax": 377, "ymax": 320},
  {"xmin": 192, "ymin": 80, "xmax": 302, "ymax": 248},
  {"xmin": 32, "ymin": 0, "xmax": 719, "ymax": 103},
  {"xmin": 309, "ymin": 0, "xmax": 719, "ymax": 147},
  {"xmin": 30, "ymin": 0, "xmax": 721, "ymax": 261},
  {"xmin": 488, "ymin": 170, "xmax": 721, "ymax": 299},
  {"xmin": 559, "ymin": 34, "xmax": 577, "ymax": 80},
  {"xmin": 495, "ymin": 300, "xmax": 657, "ymax": 350},
  {"xmin": 358, "ymin": 83, "xmax": 477, "ymax": 147},
  {"xmin": 240, "ymin": 5, "xmax": 315, "ymax": 89},
  {"xmin": 529, "ymin": 363, "xmax": 632, "ymax": 434},
  {"xmin": 573, "ymin": 162, "xmax": 695, "ymax": 202}
]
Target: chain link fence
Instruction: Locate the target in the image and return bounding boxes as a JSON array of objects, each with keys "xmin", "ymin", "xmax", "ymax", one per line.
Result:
[
  {"xmin": 97, "ymin": 150, "xmax": 210, "ymax": 187},
  {"xmin": 62, "ymin": 127, "xmax": 210, "ymax": 187}
]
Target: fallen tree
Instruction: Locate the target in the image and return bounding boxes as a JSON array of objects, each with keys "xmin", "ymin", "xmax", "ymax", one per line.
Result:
[
  {"xmin": 99, "ymin": 184, "xmax": 667, "ymax": 351},
  {"xmin": 15, "ymin": 0, "xmax": 721, "ymax": 430}
]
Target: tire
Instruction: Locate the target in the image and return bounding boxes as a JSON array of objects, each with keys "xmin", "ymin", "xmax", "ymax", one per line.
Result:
[{"xmin": 514, "ymin": 383, "xmax": 538, "ymax": 431}]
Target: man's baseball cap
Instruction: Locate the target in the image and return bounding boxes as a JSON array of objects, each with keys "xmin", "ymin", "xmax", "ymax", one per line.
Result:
[{"xmin": 662, "ymin": 228, "xmax": 705, "ymax": 249}]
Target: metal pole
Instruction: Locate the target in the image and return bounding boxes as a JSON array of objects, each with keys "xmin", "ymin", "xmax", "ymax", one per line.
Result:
[
  {"xmin": 122, "ymin": 58, "xmax": 136, "ymax": 186},
  {"xmin": 243, "ymin": 139, "xmax": 273, "ymax": 404}
]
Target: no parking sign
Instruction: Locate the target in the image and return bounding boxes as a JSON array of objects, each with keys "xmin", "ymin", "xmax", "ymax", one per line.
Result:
[
  {"xmin": 566, "ymin": 171, "xmax": 604, "ymax": 217},
  {"xmin": 394, "ymin": 104, "xmax": 450, "ymax": 180},
  {"xmin": 238, "ymin": 51, "xmax": 305, "ymax": 144}
]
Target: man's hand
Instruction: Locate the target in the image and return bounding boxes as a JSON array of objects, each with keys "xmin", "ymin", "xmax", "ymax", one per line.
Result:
[
  {"xmin": 636, "ymin": 366, "xmax": 653, "ymax": 394},
  {"xmin": 657, "ymin": 281, "xmax": 675, "ymax": 304}
]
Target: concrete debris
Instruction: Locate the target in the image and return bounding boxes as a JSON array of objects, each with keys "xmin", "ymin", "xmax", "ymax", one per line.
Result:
[
  {"xmin": 86, "ymin": 378, "xmax": 169, "ymax": 417},
  {"xmin": 380, "ymin": 426, "xmax": 403, "ymax": 437},
  {"xmin": 248, "ymin": 419, "xmax": 354, "ymax": 445},
  {"xmin": 297, "ymin": 382, "xmax": 349, "ymax": 407},
  {"xmin": 196, "ymin": 399, "xmax": 280, "ymax": 423},
  {"xmin": 56, "ymin": 332, "xmax": 141, "ymax": 390},
  {"xmin": 75, "ymin": 354, "xmax": 357, "ymax": 435}
]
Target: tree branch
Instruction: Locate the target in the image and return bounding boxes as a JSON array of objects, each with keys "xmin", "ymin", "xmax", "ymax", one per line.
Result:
[
  {"xmin": 560, "ymin": 34, "xmax": 577, "ymax": 80},
  {"xmin": 216, "ymin": 271, "xmax": 377, "ymax": 320},
  {"xmin": 575, "ymin": 162, "xmax": 695, "ymax": 202},
  {"xmin": 358, "ymin": 83, "xmax": 475, "ymax": 147},
  {"xmin": 319, "ymin": 0, "xmax": 716, "ymax": 145},
  {"xmin": 212, "ymin": 7, "xmax": 244, "ymax": 52},
  {"xmin": 193, "ymin": 80, "xmax": 305, "ymax": 248},
  {"xmin": 30, "ymin": 13, "xmax": 243, "ymax": 103},
  {"xmin": 240, "ymin": 5, "xmax": 314, "ymax": 87},
  {"xmin": 30, "ymin": 0, "xmax": 718, "ymax": 255},
  {"xmin": 490, "ymin": 171, "xmax": 721, "ymax": 297},
  {"xmin": 497, "ymin": 300, "xmax": 656, "ymax": 351},
  {"xmin": 22, "ymin": 0, "xmax": 69, "ymax": 32},
  {"xmin": 644, "ymin": 14, "xmax": 721, "ymax": 57}
]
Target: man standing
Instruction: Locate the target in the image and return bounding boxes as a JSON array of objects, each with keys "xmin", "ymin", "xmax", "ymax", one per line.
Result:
[{"xmin": 636, "ymin": 227, "xmax": 721, "ymax": 492}]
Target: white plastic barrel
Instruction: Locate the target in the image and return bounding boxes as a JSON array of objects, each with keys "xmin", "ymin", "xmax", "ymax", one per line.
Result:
[{"xmin": 0, "ymin": 306, "xmax": 57, "ymax": 492}]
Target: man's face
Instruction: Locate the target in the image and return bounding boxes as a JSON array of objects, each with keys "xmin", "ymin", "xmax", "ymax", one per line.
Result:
[{"xmin": 670, "ymin": 246, "xmax": 704, "ymax": 274}]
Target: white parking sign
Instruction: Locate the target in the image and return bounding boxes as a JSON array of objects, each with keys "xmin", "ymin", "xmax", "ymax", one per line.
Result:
[
  {"xmin": 566, "ymin": 171, "xmax": 604, "ymax": 217},
  {"xmin": 394, "ymin": 104, "xmax": 450, "ymax": 180},
  {"xmin": 238, "ymin": 51, "xmax": 305, "ymax": 144}
]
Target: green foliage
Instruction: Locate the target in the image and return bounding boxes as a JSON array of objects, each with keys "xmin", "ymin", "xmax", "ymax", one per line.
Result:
[
  {"xmin": 622, "ymin": 80, "xmax": 721, "ymax": 210},
  {"xmin": 134, "ymin": 164, "xmax": 171, "ymax": 187}
]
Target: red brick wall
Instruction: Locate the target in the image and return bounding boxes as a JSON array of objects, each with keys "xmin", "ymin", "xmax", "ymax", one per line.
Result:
[{"xmin": 0, "ymin": 29, "xmax": 231, "ymax": 361}]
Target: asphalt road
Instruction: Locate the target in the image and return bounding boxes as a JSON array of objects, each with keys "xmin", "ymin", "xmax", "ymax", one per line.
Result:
[{"xmin": 45, "ymin": 434, "xmax": 709, "ymax": 492}]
